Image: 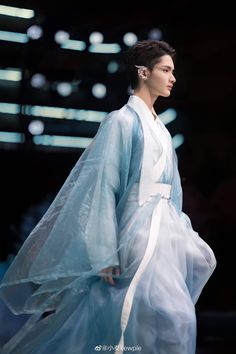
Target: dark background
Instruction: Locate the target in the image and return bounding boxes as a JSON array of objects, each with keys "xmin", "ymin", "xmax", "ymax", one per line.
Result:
[{"xmin": 0, "ymin": 0, "xmax": 235, "ymax": 352}]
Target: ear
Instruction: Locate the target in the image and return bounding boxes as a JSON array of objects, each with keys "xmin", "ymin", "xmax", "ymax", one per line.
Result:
[
  {"xmin": 142, "ymin": 67, "xmax": 150, "ymax": 80},
  {"xmin": 138, "ymin": 68, "xmax": 149, "ymax": 80},
  {"xmin": 135, "ymin": 65, "xmax": 149, "ymax": 80}
]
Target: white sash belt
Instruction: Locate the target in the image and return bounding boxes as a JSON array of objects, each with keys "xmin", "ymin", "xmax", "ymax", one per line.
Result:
[{"xmin": 115, "ymin": 183, "xmax": 171, "ymax": 353}]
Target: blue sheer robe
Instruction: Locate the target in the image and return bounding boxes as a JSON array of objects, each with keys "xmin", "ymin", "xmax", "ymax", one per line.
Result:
[{"xmin": 0, "ymin": 95, "xmax": 216, "ymax": 354}]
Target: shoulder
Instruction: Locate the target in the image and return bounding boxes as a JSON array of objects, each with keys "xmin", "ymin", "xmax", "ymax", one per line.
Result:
[
  {"xmin": 104, "ymin": 104, "xmax": 140, "ymax": 131},
  {"xmin": 95, "ymin": 104, "xmax": 142, "ymax": 146}
]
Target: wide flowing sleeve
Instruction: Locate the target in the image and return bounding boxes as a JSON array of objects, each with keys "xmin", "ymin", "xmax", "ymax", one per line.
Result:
[{"xmin": 0, "ymin": 107, "xmax": 135, "ymax": 315}]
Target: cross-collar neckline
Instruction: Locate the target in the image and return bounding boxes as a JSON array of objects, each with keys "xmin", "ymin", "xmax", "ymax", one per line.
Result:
[{"xmin": 129, "ymin": 95, "xmax": 159, "ymax": 123}]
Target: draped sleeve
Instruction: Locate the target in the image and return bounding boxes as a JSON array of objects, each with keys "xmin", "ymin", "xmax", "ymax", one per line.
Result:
[
  {"xmin": 0, "ymin": 106, "xmax": 139, "ymax": 315},
  {"xmin": 170, "ymin": 145, "xmax": 216, "ymax": 304}
]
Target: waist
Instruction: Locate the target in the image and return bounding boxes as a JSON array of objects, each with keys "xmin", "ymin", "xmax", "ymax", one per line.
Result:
[{"xmin": 127, "ymin": 182, "xmax": 171, "ymax": 202}]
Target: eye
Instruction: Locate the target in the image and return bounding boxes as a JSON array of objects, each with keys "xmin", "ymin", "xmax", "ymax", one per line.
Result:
[{"xmin": 162, "ymin": 68, "xmax": 169, "ymax": 73}]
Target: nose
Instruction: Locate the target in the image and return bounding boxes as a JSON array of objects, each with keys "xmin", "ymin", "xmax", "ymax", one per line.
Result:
[{"xmin": 171, "ymin": 73, "xmax": 176, "ymax": 83}]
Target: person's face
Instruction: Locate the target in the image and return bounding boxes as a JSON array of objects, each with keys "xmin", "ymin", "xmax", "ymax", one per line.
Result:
[{"xmin": 145, "ymin": 55, "xmax": 176, "ymax": 97}]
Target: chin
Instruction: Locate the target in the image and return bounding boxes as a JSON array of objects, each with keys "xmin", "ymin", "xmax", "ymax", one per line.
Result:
[{"xmin": 161, "ymin": 92, "xmax": 171, "ymax": 97}]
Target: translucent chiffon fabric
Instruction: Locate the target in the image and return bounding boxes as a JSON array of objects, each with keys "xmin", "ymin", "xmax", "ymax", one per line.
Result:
[{"xmin": 0, "ymin": 95, "xmax": 216, "ymax": 354}]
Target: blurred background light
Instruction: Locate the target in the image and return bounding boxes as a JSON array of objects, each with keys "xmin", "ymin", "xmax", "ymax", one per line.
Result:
[
  {"xmin": 56, "ymin": 82, "xmax": 73, "ymax": 96},
  {"xmin": 89, "ymin": 32, "xmax": 104, "ymax": 44},
  {"xmin": 54, "ymin": 30, "xmax": 70, "ymax": 44},
  {"xmin": 0, "ymin": 68, "xmax": 22, "ymax": 82},
  {"xmin": 107, "ymin": 61, "xmax": 119, "ymax": 74},
  {"xmin": 159, "ymin": 108, "xmax": 177, "ymax": 125},
  {"xmin": 127, "ymin": 85, "xmax": 133, "ymax": 95},
  {"xmin": 0, "ymin": 102, "xmax": 20, "ymax": 114},
  {"xmin": 0, "ymin": 5, "xmax": 34, "ymax": 19},
  {"xmin": 172, "ymin": 134, "xmax": 184, "ymax": 149},
  {"xmin": 0, "ymin": 132, "xmax": 25, "ymax": 143},
  {"xmin": 30, "ymin": 73, "xmax": 46, "ymax": 88},
  {"xmin": 123, "ymin": 32, "xmax": 138, "ymax": 46},
  {"xmin": 33, "ymin": 135, "xmax": 92, "ymax": 148},
  {"xmin": 89, "ymin": 43, "xmax": 121, "ymax": 53},
  {"xmin": 27, "ymin": 25, "xmax": 43, "ymax": 40},
  {"xmin": 92, "ymin": 83, "xmax": 107, "ymax": 98},
  {"xmin": 61, "ymin": 39, "xmax": 86, "ymax": 51},
  {"xmin": 148, "ymin": 28, "xmax": 162, "ymax": 40},
  {"xmin": 23, "ymin": 104, "xmax": 107, "ymax": 122},
  {"xmin": 0, "ymin": 30, "xmax": 28, "ymax": 43},
  {"xmin": 28, "ymin": 120, "xmax": 45, "ymax": 135}
]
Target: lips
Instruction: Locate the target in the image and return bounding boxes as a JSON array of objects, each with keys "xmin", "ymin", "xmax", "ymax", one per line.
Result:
[{"xmin": 167, "ymin": 86, "xmax": 173, "ymax": 90}]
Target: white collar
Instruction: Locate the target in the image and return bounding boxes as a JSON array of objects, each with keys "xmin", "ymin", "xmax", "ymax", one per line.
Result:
[
  {"xmin": 127, "ymin": 95, "xmax": 167, "ymax": 205},
  {"xmin": 127, "ymin": 95, "xmax": 159, "ymax": 124}
]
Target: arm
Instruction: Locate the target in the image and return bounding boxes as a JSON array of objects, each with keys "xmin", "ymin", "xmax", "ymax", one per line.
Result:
[{"xmin": 84, "ymin": 109, "xmax": 133, "ymax": 273}]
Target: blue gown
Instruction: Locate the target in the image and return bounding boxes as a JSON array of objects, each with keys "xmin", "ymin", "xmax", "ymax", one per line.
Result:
[{"xmin": 0, "ymin": 95, "xmax": 216, "ymax": 354}]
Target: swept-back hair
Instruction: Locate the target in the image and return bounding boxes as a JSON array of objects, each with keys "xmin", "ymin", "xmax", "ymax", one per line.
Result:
[{"xmin": 125, "ymin": 40, "xmax": 176, "ymax": 89}]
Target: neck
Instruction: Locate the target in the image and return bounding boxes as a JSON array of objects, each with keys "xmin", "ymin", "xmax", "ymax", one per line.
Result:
[{"xmin": 133, "ymin": 88, "xmax": 158, "ymax": 119}]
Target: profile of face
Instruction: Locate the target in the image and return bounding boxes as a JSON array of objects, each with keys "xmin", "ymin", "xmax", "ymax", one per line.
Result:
[{"xmin": 138, "ymin": 54, "xmax": 176, "ymax": 97}]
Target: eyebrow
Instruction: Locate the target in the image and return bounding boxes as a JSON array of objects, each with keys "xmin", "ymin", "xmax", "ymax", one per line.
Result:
[{"xmin": 160, "ymin": 65, "xmax": 175, "ymax": 72}]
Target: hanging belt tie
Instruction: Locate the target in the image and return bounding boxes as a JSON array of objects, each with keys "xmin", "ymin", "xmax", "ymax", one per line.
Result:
[{"xmin": 115, "ymin": 183, "xmax": 171, "ymax": 354}]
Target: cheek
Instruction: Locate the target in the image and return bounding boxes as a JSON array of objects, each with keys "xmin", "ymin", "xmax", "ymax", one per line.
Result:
[
  {"xmin": 149, "ymin": 73, "xmax": 167, "ymax": 89},
  {"xmin": 156, "ymin": 73, "xmax": 167, "ymax": 83},
  {"xmin": 152, "ymin": 74, "xmax": 164, "ymax": 85}
]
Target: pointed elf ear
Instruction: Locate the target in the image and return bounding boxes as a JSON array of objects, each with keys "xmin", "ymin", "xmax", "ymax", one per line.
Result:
[{"xmin": 134, "ymin": 65, "xmax": 148, "ymax": 80}]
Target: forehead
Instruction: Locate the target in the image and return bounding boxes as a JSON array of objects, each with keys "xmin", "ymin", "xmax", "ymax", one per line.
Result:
[{"xmin": 155, "ymin": 55, "xmax": 175, "ymax": 69}]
